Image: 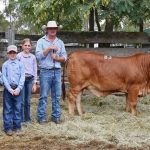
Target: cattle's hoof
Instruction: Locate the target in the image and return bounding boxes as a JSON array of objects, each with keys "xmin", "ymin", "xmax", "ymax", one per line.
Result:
[
  {"xmin": 135, "ymin": 111, "xmax": 140, "ymax": 115},
  {"xmin": 125, "ymin": 108, "xmax": 131, "ymax": 113},
  {"xmin": 69, "ymin": 112, "xmax": 75, "ymax": 117},
  {"xmin": 78, "ymin": 111, "xmax": 84, "ymax": 116},
  {"xmin": 131, "ymin": 111, "xmax": 138, "ymax": 116}
]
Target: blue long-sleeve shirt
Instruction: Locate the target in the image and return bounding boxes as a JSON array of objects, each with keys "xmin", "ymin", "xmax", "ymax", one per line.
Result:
[
  {"xmin": 2, "ymin": 59, "xmax": 25, "ymax": 93},
  {"xmin": 36, "ymin": 35, "xmax": 67, "ymax": 69},
  {"xmin": 0, "ymin": 71, "xmax": 3, "ymax": 85}
]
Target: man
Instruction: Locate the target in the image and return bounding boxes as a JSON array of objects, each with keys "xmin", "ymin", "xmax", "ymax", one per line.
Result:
[{"xmin": 36, "ymin": 21, "xmax": 67, "ymax": 124}]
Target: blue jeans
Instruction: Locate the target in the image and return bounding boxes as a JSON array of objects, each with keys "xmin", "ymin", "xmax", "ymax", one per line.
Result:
[
  {"xmin": 38, "ymin": 68, "xmax": 61, "ymax": 122},
  {"xmin": 3, "ymin": 88, "xmax": 23, "ymax": 132},
  {"xmin": 21, "ymin": 78, "xmax": 33, "ymax": 122}
]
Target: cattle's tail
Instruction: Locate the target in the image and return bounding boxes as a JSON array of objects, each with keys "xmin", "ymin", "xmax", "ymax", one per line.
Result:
[
  {"xmin": 62, "ymin": 63, "xmax": 66, "ymax": 100},
  {"xmin": 62, "ymin": 57, "xmax": 70, "ymax": 100}
]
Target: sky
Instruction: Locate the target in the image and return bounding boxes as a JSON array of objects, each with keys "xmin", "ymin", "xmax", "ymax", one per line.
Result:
[{"xmin": 0, "ymin": 0, "xmax": 6, "ymax": 12}]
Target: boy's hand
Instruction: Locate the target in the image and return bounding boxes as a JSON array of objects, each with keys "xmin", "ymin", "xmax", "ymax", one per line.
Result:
[
  {"xmin": 13, "ymin": 89, "xmax": 20, "ymax": 96},
  {"xmin": 11, "ymin": 90, "xmax": 15, "ymax": 96}
]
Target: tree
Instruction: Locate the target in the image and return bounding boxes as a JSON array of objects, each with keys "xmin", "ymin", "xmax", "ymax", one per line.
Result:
[
  {"xmin": 0, "ymin": 11, "xmax": 9, "ymax": 31},
  {"xmin": 4, "ymin": 0, "xmax": 150, "ymax": 34}
]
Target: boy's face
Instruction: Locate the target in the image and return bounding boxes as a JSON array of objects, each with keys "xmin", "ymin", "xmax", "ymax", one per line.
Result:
[{"xmin": 7, "ymin": 51, "xmax": 17, "ymax": 60}]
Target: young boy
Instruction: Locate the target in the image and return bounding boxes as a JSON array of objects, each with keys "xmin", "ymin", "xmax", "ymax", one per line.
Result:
[{"xmin": 2, "ymin": 45, "xmax": 25, "ymax": 136}]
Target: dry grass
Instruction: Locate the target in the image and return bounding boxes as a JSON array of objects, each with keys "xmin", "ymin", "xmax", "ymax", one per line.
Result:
[{"xmin": 0, "ymin": 93, "xmax": 150, "ymax": 149}]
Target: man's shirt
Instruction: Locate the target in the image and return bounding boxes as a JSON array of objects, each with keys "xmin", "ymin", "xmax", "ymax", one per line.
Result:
[{"xmin": 36, "ymin": 35, "xmax": 67, "ymax": 69}]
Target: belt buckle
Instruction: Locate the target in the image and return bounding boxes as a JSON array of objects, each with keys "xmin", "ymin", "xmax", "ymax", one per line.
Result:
[
  {"xmin": 10, "ymin": 84, "xmax": 17, "ymax": 90},
  {"xmin": 25, "ymin": 76, "xmax": 33, "ymax": 81}
]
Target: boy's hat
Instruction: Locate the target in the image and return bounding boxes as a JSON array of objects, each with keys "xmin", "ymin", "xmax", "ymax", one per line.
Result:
[
  {"xmin": 46, "ymin": 21, "xmax": 58, "ymax": 28},
  {"xmin": 7, "ymin": 45, "xmax": 17, "ymax": 53}
]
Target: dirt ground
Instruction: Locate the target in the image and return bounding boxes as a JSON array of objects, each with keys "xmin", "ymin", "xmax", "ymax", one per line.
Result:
[{"xmin": 0, "ymin": 93, "xmax": 150, "ymax": 150}]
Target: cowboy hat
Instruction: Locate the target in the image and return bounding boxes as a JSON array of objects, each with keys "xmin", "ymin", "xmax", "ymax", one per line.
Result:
[{"xmin": 46, "ymin": 21, "xmax": 58, "ymax": 28}]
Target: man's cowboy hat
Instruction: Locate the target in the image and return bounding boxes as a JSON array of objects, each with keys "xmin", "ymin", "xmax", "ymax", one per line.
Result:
[{"xmin": 46, "ymin": 21, "xmax": 58, "ymax": 28}]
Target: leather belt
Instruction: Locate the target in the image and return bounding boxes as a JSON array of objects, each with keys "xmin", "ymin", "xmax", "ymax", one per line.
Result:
[
  {"xmin": 41, "ymin": 68, "xmax": 61, "ymax": 70},
  {"xmin": 10, "ymin": 84, "xmax": 18, "ymax": 90},
  {"xmin": 25, "ymin": 75, "xmax": 34, "ymax": 81}
]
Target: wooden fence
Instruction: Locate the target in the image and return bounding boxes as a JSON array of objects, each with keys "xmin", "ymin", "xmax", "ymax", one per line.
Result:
[{"xmin": 1, "ymin": 31, "xmax": 150, "ymax": 58}]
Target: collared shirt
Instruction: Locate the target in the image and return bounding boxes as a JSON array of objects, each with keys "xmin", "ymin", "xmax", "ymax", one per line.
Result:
[
  {"xmin": 36, "ymin": 35, "xmax": 67, "ymax": 69},
  {"xmin": 17, "ymin": 52, "xmax": 37, "ymax": 83},
  {"xmin": 2, "ymin": 59, "xmax": 25, "ymax": 93}
]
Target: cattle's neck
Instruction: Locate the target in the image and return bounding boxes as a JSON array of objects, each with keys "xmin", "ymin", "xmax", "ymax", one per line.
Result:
[{"xmin": 137, "ymin": 53, "xmax": 150, "ymax": 85}]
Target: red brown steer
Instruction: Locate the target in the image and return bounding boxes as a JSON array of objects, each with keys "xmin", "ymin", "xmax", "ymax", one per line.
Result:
[{"xmin": 63, "ymin": 51, "xmax": 150, "ymax": 116}]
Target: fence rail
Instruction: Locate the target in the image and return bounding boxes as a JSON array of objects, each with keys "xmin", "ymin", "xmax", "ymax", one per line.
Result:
[
  {"xmin": 1, "ymin": 31, "xmax": 150, "ymax": 58},
  {"xmin": 1, "ymin": 31, "xmax": 150, "ymax": 44}
]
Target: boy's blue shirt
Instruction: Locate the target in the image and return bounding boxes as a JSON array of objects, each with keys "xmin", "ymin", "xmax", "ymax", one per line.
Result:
[
  {"xmin": 0, "ymin": 71, "xmax": 3, "ymax": 85},
  {"xmin": 2, "ymin": 58, "xmax": 25, "ymax": 93}
]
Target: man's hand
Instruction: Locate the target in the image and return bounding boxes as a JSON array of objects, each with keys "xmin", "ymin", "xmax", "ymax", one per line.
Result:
[
  {"xmin": 43, "ymin": 45, "xmax": 58, "ymax": 56},
  {"xmin": 47, "ymin": 45, "xmax": 58, "ymax": 51},
  {"xmin": 51, "ymin": 53, "xmax": 58, "ymax": 60}
]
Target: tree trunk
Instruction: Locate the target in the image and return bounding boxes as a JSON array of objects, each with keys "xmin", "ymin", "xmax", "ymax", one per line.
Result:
[
  {"xmin": 89, "ymin": 7, "xmax": 94, "ymax": 48},
  {"xmin": 139, "ymin": 19, "xmax": 143, "ymax": 32},
  {"xmin": 95, "ymin": 8, "xmax": 101, "ymax": 31},
  {"xmin": 95, "ymin": 8, "xmax": 101, "ymax": 47},
  {"xmin": 103, "ymin": 17, "xmax": 114, "ymax": 47},
  {"xmin": 105, "ymin": 17, "xmax": 113, "ymax": 32}
]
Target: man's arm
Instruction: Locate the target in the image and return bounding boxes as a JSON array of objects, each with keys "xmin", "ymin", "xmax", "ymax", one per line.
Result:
[
  {"xmin": 51, "ymin": 54, "xmax": 65, "ymax": 62},
  {"xmin": 36, "ymin": 39, "xmax": 58, "ymax": 59},
  {"xmin": 51, "ymin": 41, "xmax": 67, "ymax": 62}
]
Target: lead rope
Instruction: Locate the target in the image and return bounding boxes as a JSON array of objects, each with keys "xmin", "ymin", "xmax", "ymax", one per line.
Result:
[{"xmin": 53, "ymin": 49, "xmax": 57, "ymax": 120}]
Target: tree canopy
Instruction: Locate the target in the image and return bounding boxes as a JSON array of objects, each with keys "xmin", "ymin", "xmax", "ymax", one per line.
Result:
[
  {"xmin": 0, "ymin": 11, "xmax": 9, "ymax": 31},
  {"xmin": 3, "ymin": 0, "xmax": 150, "ymax": 34}
]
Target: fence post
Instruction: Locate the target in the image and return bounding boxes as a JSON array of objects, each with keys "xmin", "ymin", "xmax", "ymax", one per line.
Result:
[{"xmin": 5, "ymin": 27, "xmax": 15, "ymax": 45}]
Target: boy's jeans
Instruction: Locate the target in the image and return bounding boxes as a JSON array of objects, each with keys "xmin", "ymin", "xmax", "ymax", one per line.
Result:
[
  {"xmin": 37, "ymin": 68, "xmax": 61, "ymax": 122},
  {"xmin": 21, "ymin": 78, "xmax": 33, "ymax": 122},
  {"xmin": 3, "ymin": 88, "xmax": 23, "ymax": 131}
]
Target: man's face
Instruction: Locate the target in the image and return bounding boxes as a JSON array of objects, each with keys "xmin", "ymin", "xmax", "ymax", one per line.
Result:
[
  {"xmin": 47, "ymin": 27, "xmax": 58, "ymax": 36},
  {"xmin": 8, "ymin": 51, "xmax": 17, "ymax": 60}
]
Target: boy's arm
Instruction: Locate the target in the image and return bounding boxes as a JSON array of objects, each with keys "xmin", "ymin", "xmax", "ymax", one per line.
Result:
[
  {"xmin": 2, "ymin": 64, "xmax": 13, "ymax": 94},
  {"xmin": 0, "ymin": 71, "xmax": 3, "ymax": 85},
  {"xmin": 15, "ymin": 63, "xmax": 25, "ymax": 93}
]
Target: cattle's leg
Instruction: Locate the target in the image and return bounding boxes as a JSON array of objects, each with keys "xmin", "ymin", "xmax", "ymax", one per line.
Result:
[
  {"xmin": 127, "ymin": 89, "xmax": 139, "ymax": 116},
  {"xmin": 125, "ymin": 93, "xmax": 131, "ymax": 113},
  {"xmin": 76, "ymin": 91, "xmax": 84, "ymax": 115},
  {"xmin": 68, "ymin": 89, "xmax": 79, "ymax": 116}
]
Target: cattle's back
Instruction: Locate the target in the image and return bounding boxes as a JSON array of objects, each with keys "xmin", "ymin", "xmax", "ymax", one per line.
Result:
[{"xmin": 66, "ymin": 51, "xmax": 150, "ymax": 92}]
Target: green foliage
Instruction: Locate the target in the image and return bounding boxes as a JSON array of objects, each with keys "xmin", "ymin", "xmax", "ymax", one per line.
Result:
[
  {"xmin": 0, "ymin": 12, "xmax": 9, "ymax": 31},
  {"xmin": 17, "ymin": 0, "xmax": 83, "ymax": 32},
  {"xmin": 3, "ymin": 0, "xmax": 150, "ymax": 33}
]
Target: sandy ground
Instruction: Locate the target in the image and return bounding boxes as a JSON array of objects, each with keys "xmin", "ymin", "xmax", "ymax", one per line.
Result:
[{"xmin": 0, "ymin": 93, "xmax": 150, "ymax": 150}]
